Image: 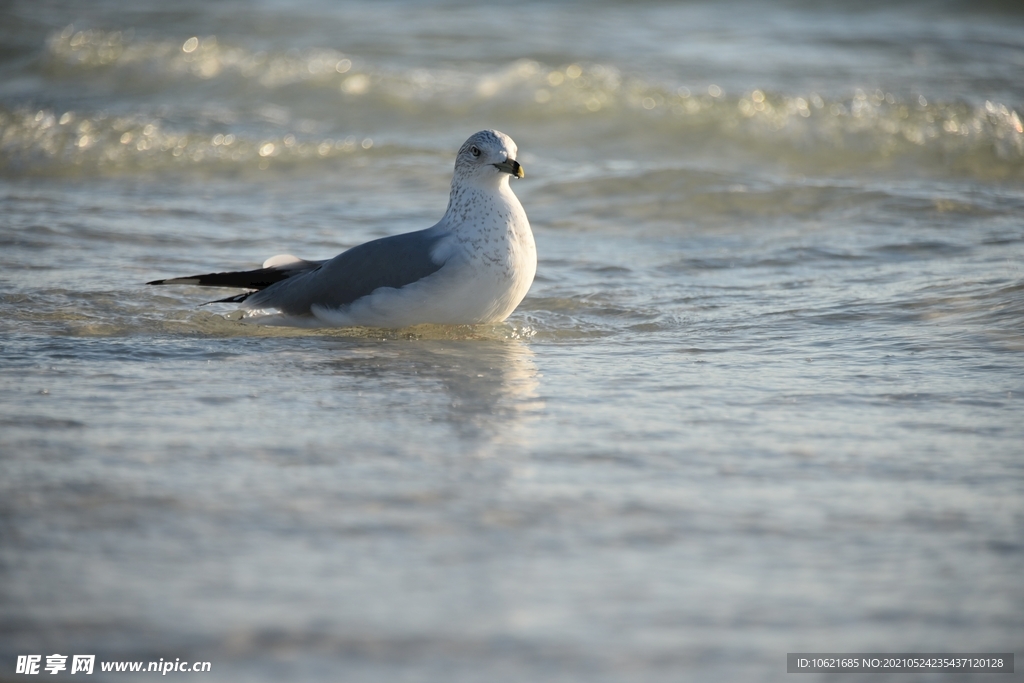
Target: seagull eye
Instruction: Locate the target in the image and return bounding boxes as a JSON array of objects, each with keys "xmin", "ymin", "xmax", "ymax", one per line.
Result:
[{"xmin": 470, "ymin": 146, "xmax": 481, "ymax": 157}]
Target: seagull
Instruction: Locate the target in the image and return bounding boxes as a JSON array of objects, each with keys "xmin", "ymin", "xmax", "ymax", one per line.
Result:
[{"xmin": 148, "ymin": 130, "xmax": 536, "ymax": 328}]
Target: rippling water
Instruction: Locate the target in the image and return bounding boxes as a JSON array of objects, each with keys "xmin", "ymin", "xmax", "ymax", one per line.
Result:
[{"xmin": 2, "ymin": 1, "xmax": 1023, "ymax": 681}]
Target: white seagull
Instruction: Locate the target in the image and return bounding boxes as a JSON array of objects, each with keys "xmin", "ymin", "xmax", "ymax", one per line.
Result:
[{"xmin": 148, "ymin": 130, "xmax": 536, "ymax": 328}]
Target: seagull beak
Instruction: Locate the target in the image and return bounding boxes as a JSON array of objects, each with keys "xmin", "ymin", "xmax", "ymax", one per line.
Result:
[{"xmin": 493, "ymin": 158, "xmax": 525, "ymax": 179}]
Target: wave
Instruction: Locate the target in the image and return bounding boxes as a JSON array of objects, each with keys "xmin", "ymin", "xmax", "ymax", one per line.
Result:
[
  {"xmin": 0, "ymin": 26, "xmax": 1021, "ymax": 179},
  {"xmin": 0, "ymin": 105, "xmax": 382, "ymax": 177}
]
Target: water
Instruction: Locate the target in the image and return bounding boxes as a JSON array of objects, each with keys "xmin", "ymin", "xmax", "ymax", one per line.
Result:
[{"xmin": 2, "ymin": 1, "xmax": 1023, "ymax": 680}]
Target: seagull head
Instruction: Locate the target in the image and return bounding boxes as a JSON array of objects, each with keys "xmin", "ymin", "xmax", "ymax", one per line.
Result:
[{"xmin": 454, "ymin": 130, "xmax": 524, "ymax": 183}]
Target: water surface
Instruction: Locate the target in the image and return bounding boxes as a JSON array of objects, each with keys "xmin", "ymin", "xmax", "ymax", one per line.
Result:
[{"xmin": 1, "ymin": 1, "xmax": 1023, "ymax": 680}]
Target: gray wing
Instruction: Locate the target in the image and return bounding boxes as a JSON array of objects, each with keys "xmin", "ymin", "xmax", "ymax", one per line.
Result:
[{"xmin": 243, "ymin": 228, "xmax": 448, "ymax": 316}]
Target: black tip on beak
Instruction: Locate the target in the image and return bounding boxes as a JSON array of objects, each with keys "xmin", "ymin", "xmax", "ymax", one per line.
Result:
[{"xmin": 494, "ymin": 158, "xmax": 525, "ymax": 179}]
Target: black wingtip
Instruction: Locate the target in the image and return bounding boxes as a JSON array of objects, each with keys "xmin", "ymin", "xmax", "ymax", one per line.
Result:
[
  {"xmin": 204, "ymin": 291, "xmax": 253, "ymax": 305},
  {"xmin": 147, "ymin": 276, "xmax": 204, "ymax": 286},
  {"xmin": 144, "ymin": 268, "xmax": 297, "ymax": 290}
]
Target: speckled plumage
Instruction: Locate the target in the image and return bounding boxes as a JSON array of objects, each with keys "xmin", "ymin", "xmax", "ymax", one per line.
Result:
[{"xmin": 149, "ymin": 130, "xmax": 536, "ymax": 328}]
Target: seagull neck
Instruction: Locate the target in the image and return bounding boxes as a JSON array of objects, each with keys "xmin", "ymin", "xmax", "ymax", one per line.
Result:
[
  {"xmin": 442, "ymin": 174, "xmax": 511, "ymax": 222},
  {"xmin": 453, "ymin": 171, "xmax": 506, "ymax": 193}
]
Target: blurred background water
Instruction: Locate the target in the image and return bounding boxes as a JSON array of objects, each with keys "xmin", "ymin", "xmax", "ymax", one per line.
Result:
[{"xmin": 1, "ymin": 0, "xmax": 1022, "ymax": 681}]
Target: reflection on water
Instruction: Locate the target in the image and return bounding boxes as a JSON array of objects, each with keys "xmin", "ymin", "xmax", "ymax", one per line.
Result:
[{"xmin": 318, "ymin": 338, "xmax": 543, "ymax": 449}]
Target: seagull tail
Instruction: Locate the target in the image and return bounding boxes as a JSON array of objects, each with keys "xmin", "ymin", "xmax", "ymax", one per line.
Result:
[{"xmin": 147, "ymin": 255, "xmax": 322, "ymax": 305}]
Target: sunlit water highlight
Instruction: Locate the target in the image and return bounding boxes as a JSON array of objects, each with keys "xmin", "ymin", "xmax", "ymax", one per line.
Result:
[{"xmin": 1, "ymin": 1, "xmax": 1022, "ymax": 681}]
